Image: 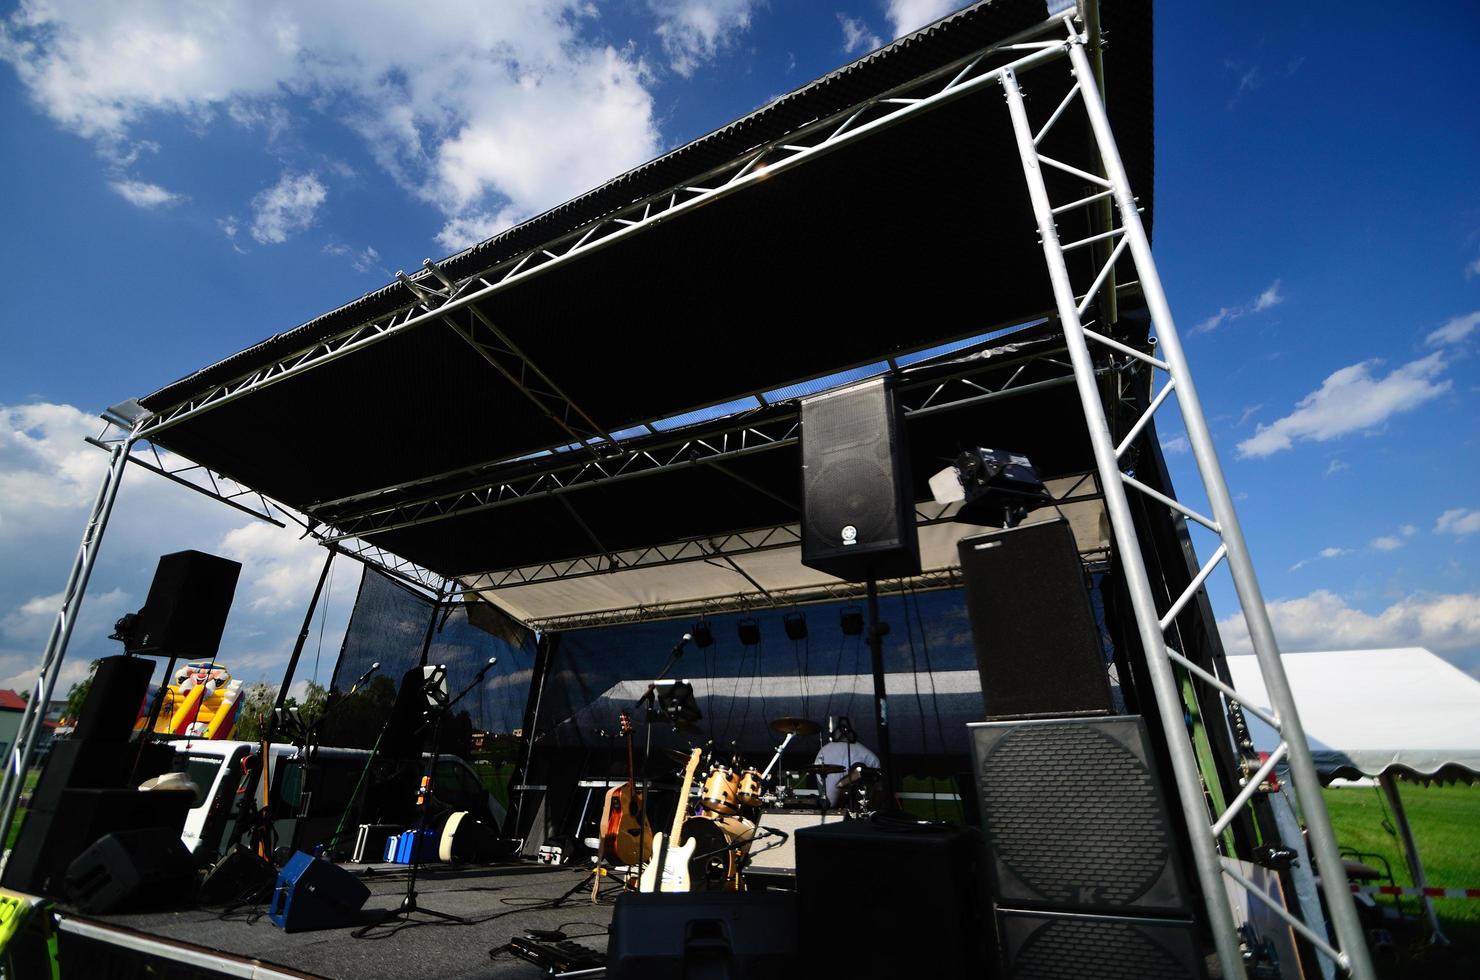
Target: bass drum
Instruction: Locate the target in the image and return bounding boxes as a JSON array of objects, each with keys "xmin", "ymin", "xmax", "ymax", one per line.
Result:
[{"xmin": 680, "ymin": 817, "xmax": 737, "ymax": 891}]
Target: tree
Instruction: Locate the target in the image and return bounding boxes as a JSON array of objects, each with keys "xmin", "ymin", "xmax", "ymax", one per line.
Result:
[
  {"xmin": 62, "ymin": 659, "xmax": 101, "ymax": 724},
  {"xmin": 232, "ymin": 682, "xmax": 278, "ymax": 743}
]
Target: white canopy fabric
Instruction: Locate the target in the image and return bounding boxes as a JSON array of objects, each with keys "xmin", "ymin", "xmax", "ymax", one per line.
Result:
[{"xmin": 1225, "ymin": 648, "xmax": 1480, "ymax": 783}]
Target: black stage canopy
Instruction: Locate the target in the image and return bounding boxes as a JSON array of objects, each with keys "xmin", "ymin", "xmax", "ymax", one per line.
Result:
[{"xmin": 117, "ymin": 0, "xmax": 1155, "ymax": 624}]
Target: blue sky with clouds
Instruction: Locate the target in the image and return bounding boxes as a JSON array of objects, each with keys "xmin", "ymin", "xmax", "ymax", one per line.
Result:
[{"xmin": 1, "ymin": 0, "xmax": 1477, "ymax": 702}]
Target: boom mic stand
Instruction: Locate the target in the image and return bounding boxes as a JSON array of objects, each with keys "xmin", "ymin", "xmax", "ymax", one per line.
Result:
[{"xmin": 353, "ymin": 657, "xmax": 496, "ymax": 936}]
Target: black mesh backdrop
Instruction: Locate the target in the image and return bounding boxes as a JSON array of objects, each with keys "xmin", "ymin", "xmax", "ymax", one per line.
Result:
[
  {"xmin": 536, "ymin": 588, "xmax": 983, "ymax": 773},
  {"xmin": 320, "ymin": 568, "xmax": 538, "ymax": 751}
]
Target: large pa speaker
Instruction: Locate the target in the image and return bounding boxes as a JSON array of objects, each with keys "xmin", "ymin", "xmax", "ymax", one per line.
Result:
[
  {"xmin": 65, "ymin": 827, "xmax": 196, "ymax": 914},
  {"xmin": 607, "ymin": 891, "xmax": 798, "ymax": 980},
  {"xmin": 268, "ymin": 852, "xmax": 370, "ymax": 932},
  {"xmin": 72, "ymin": 655, "xmax": 156, "ymax": 742},
  {"xmin": 795, "ymin": 821, "xmax": 988, "ymax": 976},
  {"xmin": 131, "ymin": 550, "xmax": 241, "ymax": 659},
  {"xmin": 799, "ymin": 377, "xmax": 919, "ymax": 582},
  {"xmin": 957, "ymin": 520, "xmax": 1112, "ymax": 719},
  {"xmin": 968, "ymin": 716, "xmax": 1192, "ymax": 917},
  {"xmin": 997, "ymin": 909, "xmax": 1205, "ymax": 980}
]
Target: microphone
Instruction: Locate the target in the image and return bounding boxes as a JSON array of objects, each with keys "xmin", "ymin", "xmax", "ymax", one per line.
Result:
[
  {"xmin": 474, "ymin": 656, "xmax": 498, "ymax": 679},
  {"xmin": 349, "ymin": 662, "xmax": 380, "ymax": 695},
  {"xmin": 672, "ymin": 632, "xmax": 693, "ymax": 657}
]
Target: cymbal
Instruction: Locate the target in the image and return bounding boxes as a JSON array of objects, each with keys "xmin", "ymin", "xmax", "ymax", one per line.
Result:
[
  {"xmin": 769, "ymin": 716, "xmax": 821, "ymax": 736},
  {"xmin": 805, "ymin": 764, "xmax": 845, "ymax": 776},
  {"xmin": 663, "ymin": 748, "xmax": 696, "ymax": 765}
]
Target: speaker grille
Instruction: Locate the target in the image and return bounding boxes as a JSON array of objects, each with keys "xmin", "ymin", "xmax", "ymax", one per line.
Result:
[
  {"xmin": 1005, "ymin": 916, "xmax": 1200, "ymax": 980},
  {"xmin": 982, "ymin": 723, "xmax": 1168, "ymax": 906}
]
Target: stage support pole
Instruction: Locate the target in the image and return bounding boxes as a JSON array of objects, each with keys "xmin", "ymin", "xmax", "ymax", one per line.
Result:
[
  {"xmin": 865, "ymin": 578, "xmax": 894, "ymax": 792},
  {"xmin": 274, "ymin": 550, "xmax": 337, "ymax": 713},
  {"xmin": 1379, "ymin": 772, "xmax": 1449, "ymax": 945},
  {"xmin": 0, "ymin": 430, "xmax": 137, "ymax": 845}
]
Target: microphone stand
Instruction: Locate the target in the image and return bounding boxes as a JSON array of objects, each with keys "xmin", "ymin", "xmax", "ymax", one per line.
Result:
[
  {"xmin": 353, "ymin": 658, "xmax": 496, "ymax": 936},
  {"xmin": 631, "ymin": 633, "xmax": 691, "ymax": 889}
]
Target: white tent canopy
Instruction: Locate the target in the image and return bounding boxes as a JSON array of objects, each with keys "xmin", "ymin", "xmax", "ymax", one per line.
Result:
[{"xmin": 1226, "ymin": 648, "xmax": 1480, "ymax": 783}]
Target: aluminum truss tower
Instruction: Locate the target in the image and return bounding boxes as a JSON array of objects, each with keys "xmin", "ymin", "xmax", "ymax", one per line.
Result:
[{"xmin": 998, "ymin": 17, "xmax": 1374, "ymax": 980}]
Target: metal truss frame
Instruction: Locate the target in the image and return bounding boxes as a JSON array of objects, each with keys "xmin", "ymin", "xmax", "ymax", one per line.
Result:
[
  {"xmin": 317, "ymin": 345, "xmax": 1085, "ymax": 544},
  {"xmin": 131, "ymin": 16, "xmax": 1077, "ymax": 446},
  {"xmin": 998, "ymin": 18, "xmax": 1373, "ymax": 978}
]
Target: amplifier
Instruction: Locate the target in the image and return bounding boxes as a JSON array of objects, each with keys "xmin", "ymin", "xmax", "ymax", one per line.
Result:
[{"xmin": 745, "ymin": 810, "xmax": 840, "ymax": 881}]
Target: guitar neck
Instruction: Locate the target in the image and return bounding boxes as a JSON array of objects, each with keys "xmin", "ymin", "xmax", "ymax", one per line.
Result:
[{"xmin": 670, "ymin": 751, "xmax": 700, "ymax": 840}]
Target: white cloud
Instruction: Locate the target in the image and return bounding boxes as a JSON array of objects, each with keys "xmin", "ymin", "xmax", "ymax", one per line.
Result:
[
  {"xmin": 1289, "ymin": 546, "xmax": 1350, "ymax": 572},
  {"xmin": 1237, "ymin": 352, "xmax": 1451, "ymax": 458},
  {"xmin": 323, "ymin": 243, "xmax": 380, "ymax": 274},
  {"xmin": 1436, "ymin": 508, "xmax": 1480, "ymax": 537},
  {"xmin": 885, "ymin": 0, "xmax": 958, "ymax": 38},
  {"xmin": 649, "ymin": 0, "xmax": 760, "ymax": 77},
  {"xmin": 1159, "ymin": 435, "xmax": 1189, "ymax": 454},
  {"xmin": 1324, "ymin": 458, "xmax": 1350, "ymax": 476},
  {"xmin": 250, "ymin": 171, "xmax": 326, "ymax": 244},
  {"xmin": 218, "ymin": 215, "xmax": 239, "ymax": 240},
  {"xmin": 1, "ymin": 2, "xmax": 661, "ymax": 252},
  {"xmin": 1218, "ymin": 590, "xmax": 1480, "ymax": 661},
  {"xmin": 1465, "ymin": 254, "xmax": 1480, "ymax": 280},
  {"xmin": 838, "ymin": 14, "xmax": 881, "ymax": 55},
  {"xmin": 1192, "ymin": 278, "xmax": 1284, "ymax": 335},
  {"xmin": 108, "ymin": 179, "xmax": 182, "ymax": 208},
  {"xmin": 1425, "ymin": 310, "xmax": 1479, "ymax": 347},
  {"xmin": 1370, "ymin": 535, "xmax": 1402, "ymax": 551},
  {"xmin": 0, "ymin": 400, "xmax": 359, "ymax": 696}
]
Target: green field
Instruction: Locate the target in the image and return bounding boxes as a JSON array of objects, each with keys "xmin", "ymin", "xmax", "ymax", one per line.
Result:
[{"xmin": 1324, "ymin": 782, "xmax": 1480, "ymax": 979}]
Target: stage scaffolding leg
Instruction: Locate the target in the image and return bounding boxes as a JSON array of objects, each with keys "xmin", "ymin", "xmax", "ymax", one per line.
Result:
[
  {"xmin": 0, "ymin": 432, "xmax": 136, "ymax": 848},
  {"xmin": 997, "ymin": 22, "xmax": 1375, "ymax": 980}
]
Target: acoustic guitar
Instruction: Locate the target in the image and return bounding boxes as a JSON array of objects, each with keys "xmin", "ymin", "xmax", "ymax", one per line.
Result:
[
  {"xmin": 638, "ymin": 748, "xmax": 703, "ymax": 893},
  {"xmin": 596, "ymin": 711, "xmax": 653, "ymax": 868}
]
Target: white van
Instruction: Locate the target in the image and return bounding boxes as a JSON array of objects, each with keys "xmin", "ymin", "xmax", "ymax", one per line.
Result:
[{"xmin": 167, "ymin": 739, "xmax": 506, "ymax": 860}]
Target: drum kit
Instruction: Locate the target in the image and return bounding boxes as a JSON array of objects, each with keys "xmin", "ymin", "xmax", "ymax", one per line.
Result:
[{"xmin": 655, "ymin": 715, "xmax": 884, "ymax": 891}]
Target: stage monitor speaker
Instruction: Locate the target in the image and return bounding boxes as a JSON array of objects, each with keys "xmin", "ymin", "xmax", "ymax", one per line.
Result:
[
  {"xmin": 607, "ymin": 891, "xmax": 797, "ymax": 980},
  {"xmin": 131, "ymin": 549, "xmax": 242, "ymax": 659},
  {"xmin": 65, "ymin": 827, "xmax": 196, "ymax": 914},
  {"xmin": 268, "ymin": 851, "xmax": 370, "ymax": 932},
  {"xmin": 72, "ymin": 655, "xmax": 156, "ymax": 742},
  {"xmin": 199, "ymin": 844, "xmax": 277, "ymax": 906},
  {"xmin": 997, "ymin": 909, "xmax": 1206, "ymax": 980},
  {"xmin": 957, "ymin": 520, "xmax": 1112, "ymax": 719},
  {"xmin": 2, "ymin": 787, "xmax": 194, "ymax": 898},
  {"xmin": 799, "ymin": 377, "xmax": 920, "ymax": 582},
  {"xmin": 795, "ymin": 821, "xmax": 988, "ymax": 976},
  {"xmin": 969, "ymin": 716, "xmax": 1192, "ymax": 917}
]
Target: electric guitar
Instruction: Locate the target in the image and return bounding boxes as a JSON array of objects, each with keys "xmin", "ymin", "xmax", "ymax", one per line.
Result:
[
  {"xmin": 596, "ymin": 712, "xmax": 653, "ymax": 867},
  {"xmin": 638, "ymin": 747, "xmax": 703, "ymax": 893}
]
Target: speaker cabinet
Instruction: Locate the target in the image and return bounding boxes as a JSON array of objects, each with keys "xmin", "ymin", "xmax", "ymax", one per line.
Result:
[
  {"xmin": 199, "ymin": 844, "xmax": 277, "ymax": 906},
  {"xmin": 72, "ymin": 656, "xmax": 156, "ymax": 742},
  {"xmin": 268, "ymin": 852, "xmax": 370, "ymax": 932},
  {"xmin": 969, "ymin": 716, "xmax": 1191, "ymax": 917},
  {"xmin": 744, "ymin": 809, "xmax": 840, "ymax": 881},
  {"xmin": 997, "ymin": 910, "xmax": 1205, "ymax": 980},
  {"xmin": 25, "ymin": 739, "xmax": 171, "ymax": 813},
  {"xmin": 795, "ymin": 821, "xmax": 988, "ymax": 976},
  {"xmin": 607, "ymin": 892, "xmax": 798, "ymax": 980},
  {"xmin": 799, "ymin": 377, "xmax": 919, "ymax": 582},
  {"xmin": 958, "ymin": 521, "xmax": 1112, "ymax": 719},
  {"xmin": 132, "ymin": 550, "xmax": 242, "ymax": 659},
  {"xmin": 66, "ymin": 827, "xmax": 196, "ymax": 914}
]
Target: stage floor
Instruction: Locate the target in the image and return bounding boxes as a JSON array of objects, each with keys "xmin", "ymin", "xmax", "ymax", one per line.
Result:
[{"xmin": 64, "ymin": 862, "xmax": 620, "ymax": 978}]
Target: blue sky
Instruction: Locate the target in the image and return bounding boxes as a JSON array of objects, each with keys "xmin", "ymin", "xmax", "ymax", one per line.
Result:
[{"xmin": 0, "ymin": 0, "xmax": 1477, "ymax": 702}]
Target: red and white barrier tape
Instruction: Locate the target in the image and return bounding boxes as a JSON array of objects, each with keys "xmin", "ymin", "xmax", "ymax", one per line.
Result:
[{"xmin": 1350, "ymin": 885, "xmax": 1480, "ymax": 899}]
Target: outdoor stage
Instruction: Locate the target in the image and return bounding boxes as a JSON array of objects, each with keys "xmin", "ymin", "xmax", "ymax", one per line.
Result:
[{"xmin": 60, "ymin": 863, "xmax": 617, "ymax": 979}]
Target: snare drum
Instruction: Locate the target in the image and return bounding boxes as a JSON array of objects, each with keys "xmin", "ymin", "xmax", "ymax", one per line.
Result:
[
  {"xmin": 736, "ymin": 767, "xmax": 766, "ymax": 808},
  {"xmin": 700, "ymin": 765, "xmax": 739, "ymax": 814}
]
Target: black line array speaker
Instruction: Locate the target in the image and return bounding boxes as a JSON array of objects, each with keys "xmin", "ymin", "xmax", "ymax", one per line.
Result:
[
  {"xmin": 795, "ymin": 821, "xmax": 988, "ymax": 976},
  {"xmin": 65, "ymin": 827, "xmax": 196, "ymax": 914},
  {"xmin": 607, "ymin": 892, "xmax": 798, "ymax": 979},
  {"xmin": 957, "ymin": 520, "xmax": 1113, "ymax": 719},
  {"xmin": 72, "ymin": 655, "xmax": 155, "ymax": 742},
  {"xmin": 131, "ymin": 549, "xmax": 242, "ymax": 659},
  {"xmin": 799, "ymin": 376, "xmax": 920, "ymax": 582}
]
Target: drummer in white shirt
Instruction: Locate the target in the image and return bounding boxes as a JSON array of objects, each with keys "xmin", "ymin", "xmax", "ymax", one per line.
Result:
[{"xmin": 813, "ymin": 715, "xmax": 880, "ymax": 808}]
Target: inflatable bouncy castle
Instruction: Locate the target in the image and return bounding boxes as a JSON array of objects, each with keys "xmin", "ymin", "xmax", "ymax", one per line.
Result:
[{"xmin": 136, "ymin": 661, "xmax": 243, "ymax": 739}]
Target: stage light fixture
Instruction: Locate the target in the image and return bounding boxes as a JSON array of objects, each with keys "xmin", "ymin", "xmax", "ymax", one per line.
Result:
[
  {"xmin": 692, "ymin": 621, "xmax": 714, "ymax": 648},
  {"xmin": 737, "ymin": 618, "xmax": 761, "ymax": 646},
  {"xmin": 783, "ymin": 612, "xmax": 808, "ymax": 641},
  {"xmin": 839, "ymin": 607, "xmax": 864, "ymax": 636},
  {"xmin": 931, "ymin": 447, "xmax": 1052, "ymax": 529}
]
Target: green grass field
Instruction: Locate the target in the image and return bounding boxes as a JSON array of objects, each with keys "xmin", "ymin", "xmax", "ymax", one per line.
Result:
[{"xmin": 1324, "ymin": 782, "xmax": 1480, "ymax": 979}]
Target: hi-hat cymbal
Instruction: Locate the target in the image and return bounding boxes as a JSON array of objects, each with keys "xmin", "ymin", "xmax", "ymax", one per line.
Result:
[
  {"xmin": 769, "ymin": 717, "xmax": 821, "ymax": 736},
  {"xmin": 805, "ymin": 764, "xmax": 845, "ymax": 776}
]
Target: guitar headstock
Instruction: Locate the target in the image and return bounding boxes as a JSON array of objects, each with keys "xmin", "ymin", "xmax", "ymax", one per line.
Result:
[{"xmin": 618, "ymin": 710, "xmax": 633, "ymax": 735}]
